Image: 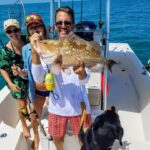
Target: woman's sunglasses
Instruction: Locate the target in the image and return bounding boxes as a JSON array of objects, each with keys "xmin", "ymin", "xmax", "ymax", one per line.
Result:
[
  {"xmin": 55, "ymin": 21, "xmax": 72, "ymax": 27},
  {"xmin": 28, "ymin": 24, "xmax": 43, "ymax": 30},
  {"xmin": 5, "ymin": 28, "xmax": 20, "ymax": 34},
  {"xmin": 26, "ymin": 15, "xmax": 41, "ymax": 24}
]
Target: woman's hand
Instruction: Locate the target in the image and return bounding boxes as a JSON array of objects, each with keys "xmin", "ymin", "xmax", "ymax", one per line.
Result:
[
  {"xmin": 29, "ymin": 32, "xmax": 43, "ymax": 54},
  {"xmin": 11, "ymin": 65, "xmax": 19, "ymax": 76},
  {"xmin": 73, "ymin": 57, "xmax": 87, "ymax": 80},
  {"xmin": 8, "ymin": 82, "xmax": 20, "ymax": 92},
  {"xmin": 29, "ymin": 32, "xmax": 42, "ymax": 46},
  {"xmin": 11, "ymin": 64, "xmax": 27, "ymax": 77}
]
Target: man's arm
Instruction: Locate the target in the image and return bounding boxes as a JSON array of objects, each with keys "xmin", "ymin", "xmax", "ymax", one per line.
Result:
[
  {"xmin": 31, "ymin": 43, "xmax": 45, "ymax": 83},
  {"xmin": 78, "ymin": 68, "xmax": 90, "ymax": 85},
  {"xmin": 73, "ymin": 57, "xmax": 90, "ymax": 85},
  {"xmin": 31, "ymin": 64, "xmax": 45, "ymax": 83}
]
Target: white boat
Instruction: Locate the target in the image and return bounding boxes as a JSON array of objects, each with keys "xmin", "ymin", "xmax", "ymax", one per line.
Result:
[{"xmin": 0, "ymin": 0, "xmax": 150, "ymax": 150}]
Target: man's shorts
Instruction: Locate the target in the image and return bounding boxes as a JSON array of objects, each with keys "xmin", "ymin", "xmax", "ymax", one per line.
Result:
[{"xmin": 48, "ymin": 113, "xmax": 92, "ymax": 138}]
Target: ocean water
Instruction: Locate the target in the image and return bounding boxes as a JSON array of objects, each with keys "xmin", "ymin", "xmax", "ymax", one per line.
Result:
[{"xmin": 0, "ymin": 0, "xmax": 150, "ymax": 90}]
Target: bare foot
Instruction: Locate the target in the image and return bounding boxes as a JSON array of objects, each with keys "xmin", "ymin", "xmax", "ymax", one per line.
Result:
[
  {"xmin": 31, "ymin": 136, "xmax": 39, "ymax": 150},
  {"xmin": 23, "ymin": 126, "xmax": 31, "ymax": 139}
]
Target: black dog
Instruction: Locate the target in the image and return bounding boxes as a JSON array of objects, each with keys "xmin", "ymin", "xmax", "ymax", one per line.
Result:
[{"xmin": 79, "ymin": 106, "xmax": 124, "ymax": 150}]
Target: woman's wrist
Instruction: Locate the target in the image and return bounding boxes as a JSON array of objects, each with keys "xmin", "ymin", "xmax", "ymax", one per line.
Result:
[{"xmin": 32, "ymin": 48, "xmax": 41, "ymax": 64}]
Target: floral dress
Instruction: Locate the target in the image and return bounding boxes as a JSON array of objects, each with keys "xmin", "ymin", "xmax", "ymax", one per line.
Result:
[{"xmin": 0, "ymin": 45, "xmax": 28, "ymax": 100}]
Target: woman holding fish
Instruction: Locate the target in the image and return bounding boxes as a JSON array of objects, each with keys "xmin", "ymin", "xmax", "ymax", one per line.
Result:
[
  {"xmin": 12, "ymin": 14, "xmax": 49, "ymax": 150},
  {"xmin": 31, "ymin": 6, "xmax": 92, "ymax": 150}
]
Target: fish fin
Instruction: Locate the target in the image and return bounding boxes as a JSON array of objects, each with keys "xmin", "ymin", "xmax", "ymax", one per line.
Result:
[
  {"xmin": 107, "ymin": 59, "xmax": 117, "ymax": 72},
  {"xmin": 90, "ymin": 41, "xmax": 101, "ymax": 53},
  {"xmin": 66, "ymin": 31, "xmax": 88, "ymax": 45}
]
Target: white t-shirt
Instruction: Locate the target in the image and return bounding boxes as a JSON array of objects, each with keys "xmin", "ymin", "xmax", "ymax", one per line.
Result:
[{"xmin": 32, "ymin": 64, "xmax": 91, "ymax": 116}]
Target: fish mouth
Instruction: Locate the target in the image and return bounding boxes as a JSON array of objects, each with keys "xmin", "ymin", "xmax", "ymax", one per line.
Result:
[{"xmin": 41, "ymin": 53, "xmax": 58, "ymax": 64}]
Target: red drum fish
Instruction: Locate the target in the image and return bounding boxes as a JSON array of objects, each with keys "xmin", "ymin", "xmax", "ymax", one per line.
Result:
[{"xmin": 32, "ymin": 32, "xmax": 116, "ymax": 72}]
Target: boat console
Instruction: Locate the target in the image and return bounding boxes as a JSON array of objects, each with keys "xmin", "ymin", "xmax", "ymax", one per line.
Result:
[{"xmin": 75, "ymin": 21, "xmax": 97, "ymax": 41}]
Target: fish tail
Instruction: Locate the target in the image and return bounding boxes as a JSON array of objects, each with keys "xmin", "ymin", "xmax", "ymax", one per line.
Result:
[{"xmin": 107, "ymin": 59, "xmax": 117, "ymax": 72}]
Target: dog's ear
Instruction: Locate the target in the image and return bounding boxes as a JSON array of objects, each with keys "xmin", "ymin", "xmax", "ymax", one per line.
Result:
[
  {"xmin": 107, "ymin": 106, "xmax": 116, "ymax": 112},
  {"xmin": 111, "ymin": 106, "xmax": 116, "ymax": 112},
  {"xmin": 116, "ymin": 126, "xmax": 124, "ymax": 146}
]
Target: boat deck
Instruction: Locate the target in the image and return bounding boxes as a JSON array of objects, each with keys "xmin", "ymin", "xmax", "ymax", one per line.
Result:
[
  {"xmin": 37, "ymin": 43, "xmax": 146, "ymax": 150},
  {"xmin": 108, "ymin": 44, "xmax": 145, "ymax": 149},
  {"xmin": 1, "ymin": 43, "xmax": 150, "ymax": 150},
  {"xmin": 108, "ymin": 43, "xmax": 140, "ymax": 112}
]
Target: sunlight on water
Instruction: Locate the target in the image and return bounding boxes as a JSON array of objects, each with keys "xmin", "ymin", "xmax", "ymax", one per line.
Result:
[{"xmin": 0, "ymin": 0, "xmax": 150, "ymax": 90}]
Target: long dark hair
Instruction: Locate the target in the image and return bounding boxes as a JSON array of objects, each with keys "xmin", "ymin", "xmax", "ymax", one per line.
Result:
[{"xmin": 26, "ymin": 24, "xmax": 49, "ymax": 40}]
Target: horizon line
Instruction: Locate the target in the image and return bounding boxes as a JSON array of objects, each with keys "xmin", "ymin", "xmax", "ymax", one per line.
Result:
[{"xmin": 0, "ymin": 0, "xmax": 82, "ymax": 6}]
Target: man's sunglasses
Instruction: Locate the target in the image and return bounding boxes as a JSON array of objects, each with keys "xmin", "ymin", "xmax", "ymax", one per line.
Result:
[
  {"xmin": 5, "ymin": 28, "xmax": 20, "ymax": 34},
  {"xmin": 55, "ymin": 21, "xmax": 72, "ymax": 27},
  {"xmin": 28, "ymin": 24, "xmax": 43, "ymax": 30}
]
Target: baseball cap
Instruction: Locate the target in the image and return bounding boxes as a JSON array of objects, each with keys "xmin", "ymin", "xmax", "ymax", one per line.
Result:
[
  {"xmin": 4, "ymin": 19, "xmax": 20, "ymax": 30},
  {"xmin": 25, "ymin": 14, "xmax": 43, "ymax": 27}
]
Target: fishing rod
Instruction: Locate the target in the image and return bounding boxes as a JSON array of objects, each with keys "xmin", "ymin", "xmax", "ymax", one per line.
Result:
[
  {"xmin": 50, "ymin": 0, "xmax": 55, "ymax": 38},
  {"xmin": 0, "ymin": 39, "xmax": 5, "ymax": 48},
  {"xmin": 8, "ymin": 0, "xmax": 26, "ymax": 29},
  {"xmin": 99, "ymin": 0, "xmax": 103, "ymax": 29},
  {"xmin": 72, "ymin": 0, "xmax": 74, "ymax": 10},
  {"xmin": 103, "ymin": 0, "xmax": 110, "ymax": 111},
  {"xmin": 58, "ymin": 0, "xmax": 61, "ymax": 7},
  {"xmin": 80, "ymin": 0, "xmax": 83, "ymax": 22}
]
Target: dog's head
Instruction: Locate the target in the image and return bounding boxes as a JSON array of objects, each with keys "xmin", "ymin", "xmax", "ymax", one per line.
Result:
[
  {"xmin": 92, "ymin": 106, "xmax": 124, "ymax": 147},
  {"xmin": 79, "ymin": 106, "xmax": 124, "ymax": 150}
]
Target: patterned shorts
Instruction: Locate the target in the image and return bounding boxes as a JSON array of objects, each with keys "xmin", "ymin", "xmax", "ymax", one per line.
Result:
[{"xmin": 48, "ymin": 113, "xmax": 92, "ymax": 138}]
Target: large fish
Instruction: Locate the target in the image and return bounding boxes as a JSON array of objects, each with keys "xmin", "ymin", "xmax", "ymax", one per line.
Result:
[{"xmin": 32, "ymin": 32, "xmax": 116, "ymax": 72}]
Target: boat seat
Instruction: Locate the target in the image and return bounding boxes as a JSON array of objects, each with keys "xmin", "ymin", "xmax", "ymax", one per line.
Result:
[
  {"xmin": 75, "ymin": 21, "xmax": 97, "ymax": 41},
  {"xmin": 0, "ymin": 86, "xmax": 19, "ymax": 127},
  {"xmin": 0, "ymin": 122, "xmax": 29, "ymax": 150},
  {"xmin": 86, "ymin": 72, "xmax": 102, "ymax": 107}
]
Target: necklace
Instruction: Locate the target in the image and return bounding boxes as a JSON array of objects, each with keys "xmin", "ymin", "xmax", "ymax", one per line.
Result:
[
  {"xmin": 10, "ymin": 42, "xmax": 15, "ymax": 52},
  {"xmin": 10, "ymin": 42, "xmax": 22, "ymax": 55}
]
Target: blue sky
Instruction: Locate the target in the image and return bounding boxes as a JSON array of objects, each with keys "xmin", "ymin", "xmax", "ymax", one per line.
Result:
[{"xmin": 0, "ymin": 0, "xmax": 50, "ymax": 5}]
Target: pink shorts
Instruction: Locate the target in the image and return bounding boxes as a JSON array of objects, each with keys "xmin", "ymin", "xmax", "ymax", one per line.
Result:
[{"xmin": 48, "ymin": 113, "xmax": 92, "ymax": 138}]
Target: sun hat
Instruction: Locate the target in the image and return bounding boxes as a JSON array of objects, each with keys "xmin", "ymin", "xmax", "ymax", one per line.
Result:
[
  {"xmin": 4, "ymin": 19, "xmax": 20, "ymax": 30},
  {"xmin": 25, "ymin": 13, "xmax": 44, "ymax": 27}
]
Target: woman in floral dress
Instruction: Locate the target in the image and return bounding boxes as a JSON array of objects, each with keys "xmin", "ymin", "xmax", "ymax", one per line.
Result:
[{"xmin": 0, "ymin": 19, "xmax": 30, "ymax": 138}]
